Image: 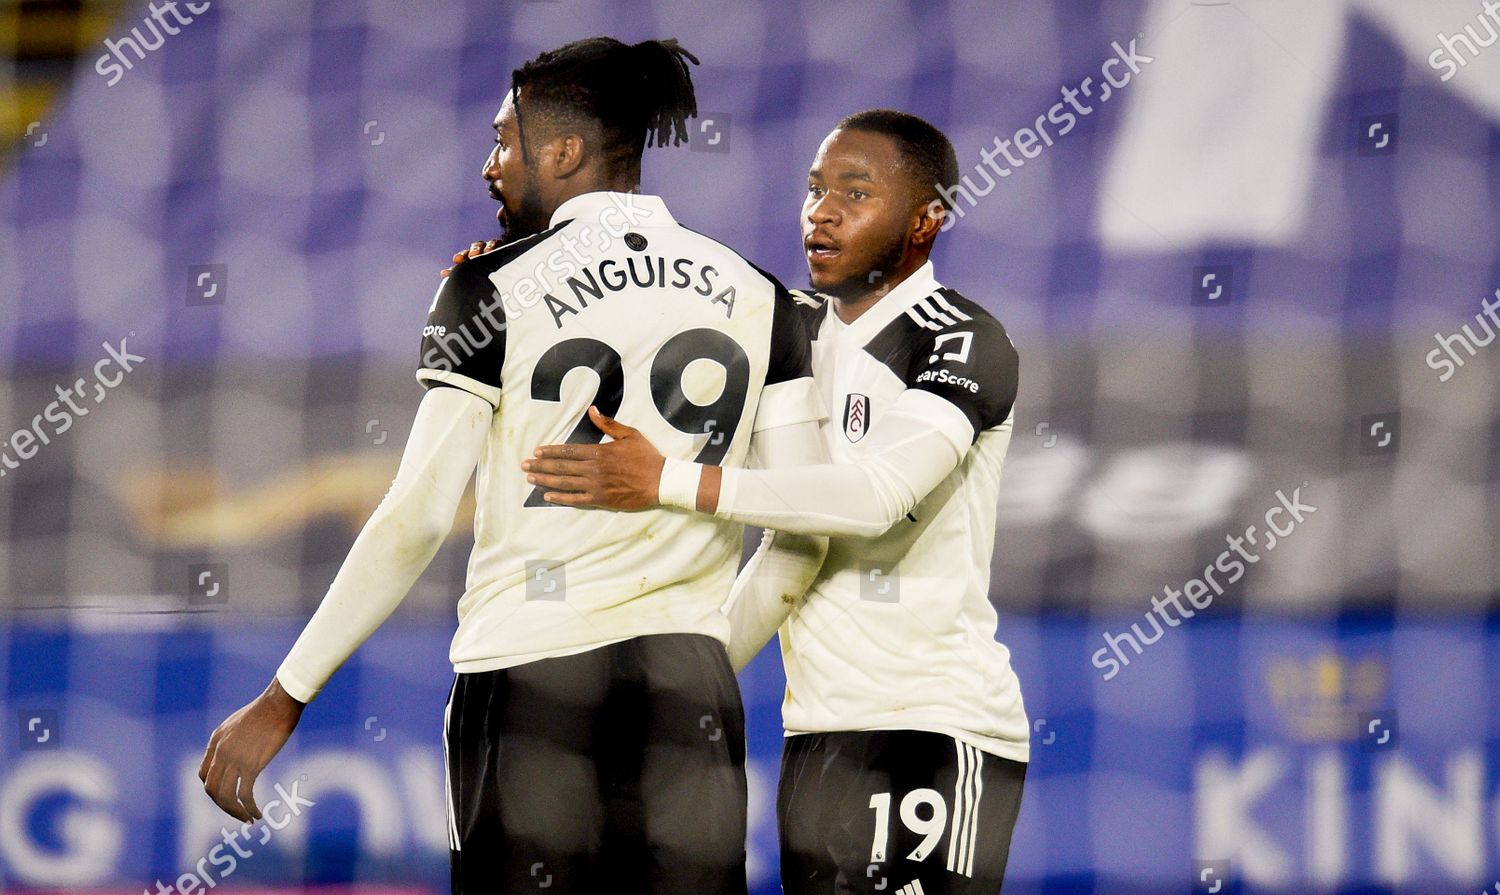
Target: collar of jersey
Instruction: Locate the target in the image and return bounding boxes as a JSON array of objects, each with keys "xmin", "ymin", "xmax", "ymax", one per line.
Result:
[
  {"xmin": 548, "ymin": 191, "xmax": 674, "ymax": 230},
  {"xmin": 828, "ymin": 260, "xmax": 940, "ymax": 342}
]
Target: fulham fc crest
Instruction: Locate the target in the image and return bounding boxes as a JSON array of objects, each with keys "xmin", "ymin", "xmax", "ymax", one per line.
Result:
[{"xmin": 843, "ymin": 393, "xmax": 871, "ymax": 442}]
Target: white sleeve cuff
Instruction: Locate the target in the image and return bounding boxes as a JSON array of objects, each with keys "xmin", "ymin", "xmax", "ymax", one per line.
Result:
[
  {"xmin": 275, "ymin": 661, "xmax": 321, "ymax": 704},
  {"xmin": 658, "ymin": 458, "xmax": 703, "ymax": 510},
  {"xmin": 416, "ymin": 369, "xmax": 501, "ymax": 408}
]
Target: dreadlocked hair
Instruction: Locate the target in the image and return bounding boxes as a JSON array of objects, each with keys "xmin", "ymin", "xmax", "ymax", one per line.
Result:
[{"xmin": 510, "ymin": 37, "xmax": 700, "ymax": 179}]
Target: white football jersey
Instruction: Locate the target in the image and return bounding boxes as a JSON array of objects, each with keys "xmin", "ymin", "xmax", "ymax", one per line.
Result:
[
  {"xmin": 779, "ymin": 262, "xmax": 1029, "ymax": 762},
  {"xmin": 418, "ymin": 191, "xmax": 819, "ymax": 673}
]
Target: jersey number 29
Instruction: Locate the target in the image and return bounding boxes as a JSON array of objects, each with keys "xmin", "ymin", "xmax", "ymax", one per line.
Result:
[{"xmin": 524, "ymin": 329, "xmax": 750, "ymax": 506}]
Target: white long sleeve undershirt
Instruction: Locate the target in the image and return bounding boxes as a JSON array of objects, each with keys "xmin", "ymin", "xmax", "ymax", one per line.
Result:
[
  {"xmin": 718, "ymin": 418, "xmax": 831, "ymax": 672},
  {"xmin": 275, "ymin": 386, "xmax": 491, "ymax": 703}
]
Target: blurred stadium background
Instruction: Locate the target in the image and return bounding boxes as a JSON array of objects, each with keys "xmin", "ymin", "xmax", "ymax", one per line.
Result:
[{"xmin": 2, "ymin": 0, "xmax": 1499, "ymax": 892}]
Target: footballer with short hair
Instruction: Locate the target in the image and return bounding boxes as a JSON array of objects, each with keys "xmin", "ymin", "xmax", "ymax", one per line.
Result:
[{"xmin": 524, "ymin": 109, "xmax": 1029, "ymax": 894}]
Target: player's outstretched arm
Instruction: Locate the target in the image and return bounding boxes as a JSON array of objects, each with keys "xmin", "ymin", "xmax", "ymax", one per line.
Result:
[
  {"xmin": 695, "ymin": 391, "xmax": 969, "ymax": 536},
  {"xmin": 199, "ymin": 385, "xmax": 491, "ymax": 822},
  {"xmin": 528, "ymin": 314, "xmax": 1017, "ymax": 537},
  {"xmin": 524, "ymin": 393, "xmax": 971, "ymax": 538}
]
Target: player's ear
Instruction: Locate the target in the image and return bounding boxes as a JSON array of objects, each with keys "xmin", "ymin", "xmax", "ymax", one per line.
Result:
[
  {"xmin": 910, "ymin": 198, "xmax": 945, "ymax": 249},
  {"xmin": 550, "ymin": 132, "xmax": 587, "ymax": 179}
]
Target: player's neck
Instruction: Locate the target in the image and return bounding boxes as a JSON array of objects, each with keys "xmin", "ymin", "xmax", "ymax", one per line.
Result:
[
  {"xmin": 552, "ymin": 169, "xmax": 642, "ymax": 210},
  {"xmin": 830, "ymin": 256, "xmax": 928, "ymax": 324}
]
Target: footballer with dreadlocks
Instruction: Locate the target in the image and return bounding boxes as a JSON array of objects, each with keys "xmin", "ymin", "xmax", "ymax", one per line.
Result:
[
  {"xmin": 198, "ymin": 37, "xmax": 827, "ymax": 895},
  {"xmin": 521, "ymin": 110, "xmax": 1029, "ymax": 894}
]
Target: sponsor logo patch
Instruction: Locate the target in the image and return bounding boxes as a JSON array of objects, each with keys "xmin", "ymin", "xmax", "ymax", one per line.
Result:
[{"xmin": 914, "ymin": 368, "xmax": 980, "ymax": 394}]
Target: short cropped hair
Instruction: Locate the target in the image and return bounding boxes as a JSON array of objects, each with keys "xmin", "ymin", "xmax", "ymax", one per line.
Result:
[{"xmin": 834, "ymin": 109, "xmax": 961, "ymax": 211}]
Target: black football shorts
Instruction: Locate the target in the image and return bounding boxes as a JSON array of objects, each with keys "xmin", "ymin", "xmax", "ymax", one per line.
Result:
[
  {"xmin": 779, "ymin": 729, "xmax": 1026, "ymax": 894},
  {"xmin": 445, "ymin": 633, "xmax": 748, "ymax": 895}
]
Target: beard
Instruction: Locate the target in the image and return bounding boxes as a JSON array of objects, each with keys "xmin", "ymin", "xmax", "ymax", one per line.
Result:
[
  {"xmin": 497, "ymin": 181, "xmax": 549, "ymax": 245},
  {"xmin": 815, "ymin": 230, "xmax": 909, "ymax": 301}
]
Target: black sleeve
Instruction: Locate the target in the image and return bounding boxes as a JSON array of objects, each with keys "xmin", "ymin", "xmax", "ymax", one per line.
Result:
[
  {"xmin": 905, "ymin": 319, "xmax": 1018, "ymax": 441},
  {"xmin": 416, "ymin": 261, "xmax": 508, "ymax": 402},
  {"xmin": 766, "ymin": 284, "xmax": 816, "ymax": 386}
]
